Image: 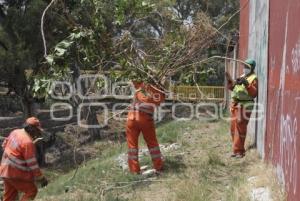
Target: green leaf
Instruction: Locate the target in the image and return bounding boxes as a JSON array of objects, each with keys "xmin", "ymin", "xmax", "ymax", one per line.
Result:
[
  {"xmin": 46, "ymin": 55, "xmax": 54, "ymax": 65},
  {"xmin": 55, "ymin": 47, "xmax": 67, "ymax": 57},
  {"xmin": 57, "ymin": 40, "xmax": 73, "ymax": 49}
]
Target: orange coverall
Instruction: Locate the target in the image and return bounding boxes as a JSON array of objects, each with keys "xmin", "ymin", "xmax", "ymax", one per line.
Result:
[
  {"xmin": 126, "ymin": 82, "xmax": 165, "ymax": 173},
  {"xmin": 0, "ymin": 129, "xmax": 43, "ymax": 201},
  {"xmin": 228, "ymin": 79, "xmax": 258, "ymax": 155}
]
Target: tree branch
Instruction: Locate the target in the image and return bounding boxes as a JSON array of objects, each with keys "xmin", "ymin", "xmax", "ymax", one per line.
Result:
[
  {"xmin": 41, "ymin": 0, "xmax": 57, "ymax": 58},
  {"xmin": 0, "ymin": 40, "xmax": 8, "ymax": 51}
]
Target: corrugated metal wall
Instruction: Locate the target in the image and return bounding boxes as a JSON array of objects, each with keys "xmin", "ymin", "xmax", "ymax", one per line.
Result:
[
  {"xmin": 238, "ymin": 0, "xmax": 269, "ymax": 156},
  {"xmin": 266, "ymin": 0, "xmax": 300, "ymax": 200},
  {"xmin": 239, "ymin": 0, "xmax": 300, "ymax": 200},
  {"xmin": 247, "ymin": 0, "xmax": 269, "ymax": 158},
  {"xmin": 238, "ymin": 0, "xmax": 250, "ymax": 60}
]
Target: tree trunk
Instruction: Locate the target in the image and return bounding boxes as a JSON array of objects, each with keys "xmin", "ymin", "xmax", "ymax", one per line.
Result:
[
  {"xmin": 21, "ymin": 96, "xmax": 33, "ymax": 118},
  {"xmin": 86, "ymin": 106, "xmax": 102, "ymax": 140}
]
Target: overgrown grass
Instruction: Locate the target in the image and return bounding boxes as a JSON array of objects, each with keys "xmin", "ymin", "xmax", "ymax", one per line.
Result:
[
  {"xmin": 156, "ymin": 120, "xmax": 197, "ymax": 143},
  {"xmin": 38, "ymin": 142, "xmax": 134, "ymax": 198},
  {"xmin": 37, "ymin": 119, "xmax": 284, "ymax": 201},
  {"xmin": 37, "ymin": 120, "xmax": 194, "ymax": 200}
]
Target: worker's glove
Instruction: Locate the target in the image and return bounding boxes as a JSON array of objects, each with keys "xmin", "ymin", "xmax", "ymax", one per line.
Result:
[{"xmin": 236, "ymin": 77, "xmax": 249, "ymax": 87}]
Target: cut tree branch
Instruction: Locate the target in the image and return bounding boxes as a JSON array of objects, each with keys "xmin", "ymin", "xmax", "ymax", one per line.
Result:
[{"xmin": 41, "ymin": 0, "xmax": 57, "ymax": 58}]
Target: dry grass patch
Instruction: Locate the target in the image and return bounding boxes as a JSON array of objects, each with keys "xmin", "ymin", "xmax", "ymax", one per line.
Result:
[{"xmin": 36, "ymin": 119, "xmax": 286, "ymax": 201}]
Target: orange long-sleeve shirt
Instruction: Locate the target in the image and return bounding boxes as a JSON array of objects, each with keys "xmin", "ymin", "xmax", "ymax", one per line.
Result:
[{"xmin": 0, "ymin": 129, "xmax": 43, "ymax": 181}]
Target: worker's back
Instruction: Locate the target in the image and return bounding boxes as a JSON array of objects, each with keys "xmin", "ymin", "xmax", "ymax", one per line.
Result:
[{"xmin": 0, "ymin": 129, "xmax": 42, "ymax": 181}]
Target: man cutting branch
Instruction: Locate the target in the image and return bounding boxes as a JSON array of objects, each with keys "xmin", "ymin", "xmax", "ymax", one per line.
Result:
[
  {"xmin": 226, "ymin": 59, "xmax": 258, "ymax": 158},
  {"xmin": 126, "ymin": 81, "xmax": 166, "ymax": 174}
]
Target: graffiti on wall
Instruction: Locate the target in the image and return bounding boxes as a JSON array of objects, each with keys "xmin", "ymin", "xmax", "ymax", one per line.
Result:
[
  {"xmin": 276, "ymin": 13, "xmax": 298, "ymax": 195},
  {"xmin": 240, "ymin": 0, "xmax": 300, "ymax": 199},
  {"xmin": 291, "ymin": 38, "xmax": 300, "ymax": 74},
  {"xmin": 279, "ymin": 114, "xmax": 298, "ymax": 195},
  {"xmin": 268, "ymin": 8, "xmax": 300, "ymax": 200}
]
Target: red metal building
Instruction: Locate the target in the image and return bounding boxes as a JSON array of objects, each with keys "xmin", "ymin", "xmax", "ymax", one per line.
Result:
[{"xmin": 239, "ymin": 0, "xmax": 300, "ymax": 200}]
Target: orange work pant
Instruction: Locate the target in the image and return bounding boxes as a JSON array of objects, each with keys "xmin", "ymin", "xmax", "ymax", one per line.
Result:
[
  {"xmin": 126, "ymin": 111, "xmax": 163, "ymax": 173},
  {"xmin": 230, "ymin": 103, "xmax": 252, "ymax": 155},
  {"xmin": 3, "ymin": 178, "xmax": 38, "ymax": 201}
]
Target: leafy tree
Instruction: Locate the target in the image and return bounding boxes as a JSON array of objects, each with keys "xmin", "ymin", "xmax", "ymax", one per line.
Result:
[
  {"xmin": 0, "ymin": 0, "xmax": 240, "ymax": 116},
  {"xmin": 0, "ymin": 0, "xmax": 77, "ymax": 116}
]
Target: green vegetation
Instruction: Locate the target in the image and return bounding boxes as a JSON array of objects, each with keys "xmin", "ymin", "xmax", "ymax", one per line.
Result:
[
  {"xmin": 156, "ymin": 120, "xmax": 196, "ymax": 143},
  {"xmin": 0, "ymin": 0, "xmax": 239, "ymax": 116},
  {"xmin": 36, "ymin": 119, "xmax": 284, "ymax": 201},
  {"xmin": 38, "ymin": 120, "xmax": 188, "ymax": 199}
]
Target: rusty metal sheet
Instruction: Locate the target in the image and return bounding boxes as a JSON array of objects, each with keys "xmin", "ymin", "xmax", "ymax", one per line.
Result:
[
  {"xmin": 265, "ymin": 1, "xmax": 300, "ymax": 200},
  {"xmin": 237, "ymin": 0, "xmax": 256, "ymax": 83},
  {"xmin": 239, "ymin": 0, "xmax": 300, "ymax": 199},
  {"xmin": 238, "ymin": 0, "xmax": 250, "ymax": 60}
]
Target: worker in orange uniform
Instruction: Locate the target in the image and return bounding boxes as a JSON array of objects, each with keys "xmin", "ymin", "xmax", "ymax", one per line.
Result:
[
  {"xmin": 126, "ymin": 81, "xmax": 166, "ymax": 174},
  {"xmin": 226, "ymin": 59, "xmax": 258, "ymax": 158},
  {"xmin": 0, "ymin": 117, "xmax": 48, "ymax": 201}
]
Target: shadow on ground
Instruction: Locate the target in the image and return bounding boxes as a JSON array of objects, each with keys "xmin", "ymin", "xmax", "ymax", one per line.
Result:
[{"xmin": 163, "ymin": 155, "xmax": 187, "ymax": 174}]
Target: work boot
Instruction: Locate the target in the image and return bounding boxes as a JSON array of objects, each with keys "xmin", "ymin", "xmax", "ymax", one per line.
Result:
[
  {"xmin": 235, "ymin": 153, "xmax": 245, "ymax": 159},
  {"xmin": 155, "ymin": 170, "xmax": 163, "ymax": 176},
  {"xmin": 142, "ymin": 169, "xmax": 156, "ymax": 177},
  {"xmin": 230, "ymin": 153, "xmax": 237, "ymax": 158}
]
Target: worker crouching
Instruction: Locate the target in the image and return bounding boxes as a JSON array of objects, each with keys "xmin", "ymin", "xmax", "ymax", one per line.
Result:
[
  {"xmin": 0, "ymin": 117, "xmax": 48, "ymax": 201},
  {"xmin": 226, "ymin": 59, "xmax": 258, "ymax": 158},
  {"xmin": 126, "ymin": 81, "xmax": 165, "ymax": 174}
]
